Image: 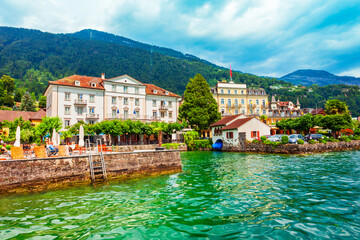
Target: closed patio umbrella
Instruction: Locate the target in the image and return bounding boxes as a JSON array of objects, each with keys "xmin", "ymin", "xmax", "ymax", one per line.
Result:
[
  {"xmin": 79, "ymin": 125, "xmax": 84, "ymax": 147},
  {"xmin": 14, "ymin": 125, "xmax": 21, "ymax": 147}
]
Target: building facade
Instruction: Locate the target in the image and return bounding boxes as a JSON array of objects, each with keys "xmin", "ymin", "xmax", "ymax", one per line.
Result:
[
  {"xmin": 266, "ymin": 96, "xmax": 302, "ymax": 126},
  {"xmin": 211, "ymin": 81, "xmax": 268, "ymax": 117},
  {"xmin": 44, "ymin": 74, "xmax": 181, "ymax": 129}
]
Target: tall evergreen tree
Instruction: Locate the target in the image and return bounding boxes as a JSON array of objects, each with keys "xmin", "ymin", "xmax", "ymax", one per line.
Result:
[
  {"xmin": 19, "ymin": 92, "xmax": 36, "ymax": 111},
  {"xmin": 38, "ymin": 96, "xmax": 47, "ymax": 108},
  {"xmin": 178, "ymin": 74, "xmax": 221, "ymax": 131}
]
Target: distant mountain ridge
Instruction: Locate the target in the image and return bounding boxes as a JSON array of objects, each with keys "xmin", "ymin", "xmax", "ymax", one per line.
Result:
[
  {"xmin": 280, "ymin": 69, "xmax": 360, "ymax": 86},
  {"xmin": 68, "ymin": 29, "xmax": 214, "ymax": 65}
]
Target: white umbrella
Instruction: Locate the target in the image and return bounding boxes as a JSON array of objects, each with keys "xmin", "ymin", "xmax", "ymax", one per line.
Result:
[
  {"xmin": 14, "ymin": 125, "xmax": 21, "ymax": 147},
  {"xmin": 52, "ymin": 128, "xmax": 57, "ymax": 145},
  {"xmin": 79, "ymin": 125, "xmax": 84, "ymax": 147},
  {"xmin": 57, "ymin": 132, "xmax": 61, "ymax": 146}
]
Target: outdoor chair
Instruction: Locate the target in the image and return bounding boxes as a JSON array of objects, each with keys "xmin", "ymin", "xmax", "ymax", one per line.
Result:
[
  {"xmin": 34, "ymin": 146, "xmax": 47, "ymax": 158},
  {"xmin": 10, "ymin": 147, "xmax": 25, "ymax": 160},
  {"xmin": 47, "ymin": 145, "xmax": 58, "ymax": 156}
]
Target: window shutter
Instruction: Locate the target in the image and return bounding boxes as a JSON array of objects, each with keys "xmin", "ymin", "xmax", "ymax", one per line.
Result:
[
  {"xmin": 251, "ymin": 131, "xmax": 254, "ymax": 138},
  {"xmin": 257, "ymin": 131, "xmax": 259, "ymax": 137},
  {"xmin": 226, "ymin": 132, "xmax": 228, "ymax": 138}
]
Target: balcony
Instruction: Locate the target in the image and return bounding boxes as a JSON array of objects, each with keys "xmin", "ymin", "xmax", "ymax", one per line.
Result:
[
  {"xmin": 86, "ymin": 113, "xmax": 99, "ymax": 119},
  {"xmin": 105, "ymin": 114, "xmax": 161, "ymax": 121},
  {"xmin": 159, "ymin": 105, "xmax": 168, "ymax": 111},
  {"xmin": 74, "ymin": 99, "xmax": 87, "ymax": 105}
]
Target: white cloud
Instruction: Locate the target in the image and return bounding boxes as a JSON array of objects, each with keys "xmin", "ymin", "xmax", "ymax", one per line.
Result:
[{"xmin": 338, "ymin": 68, "xmax": 360, "ymax": 78}]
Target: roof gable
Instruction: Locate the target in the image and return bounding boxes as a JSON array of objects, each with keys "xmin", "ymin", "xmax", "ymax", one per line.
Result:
[
  {"xmin": 222, "ymin": 118, "xmax": 253, "ymax": 130},
  {"xmin": 106, "ymin": 75, "xmax": 145, "ymax": 86},
  {"xmin": 210, "ymin": 114, "xmax": 243, "ymax": 127},
  {"xmin": 0, "ymin": 110, "xmax": 45, "ymax": 122}
]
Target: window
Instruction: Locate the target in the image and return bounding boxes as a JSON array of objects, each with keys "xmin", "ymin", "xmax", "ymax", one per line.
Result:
[
  {"xmin": 235, "ymin": 99, "xmax": 238, "ymax": 106},
  {"xmin": 153, "ymin": 111, "xmax": 157, "ymax": 118},
  {"xmin": 241, "ymin": 99, "xmax": 244, "ymax": 104},
  {"xmin": 249, "ymin": 91, "xmax": 252, "ymax": 95},
  {"xmin": 161, "ymin": 112, "xmax": 165, "ymax": 118},
  {"xmin": 241, "ymin": 90, "xmax": 244, "ymax": 94},
  {"xmin": 221, "ymin": 98, "xmax": 224, "ymax": 104},
  {"xmin": 78, "ymin": 94, "xmax": 83, "ymax": 99},
  {"xmin": 112, "ymin": 84, "xmax": 116, "ymax": 91},
  {"xmin": 249, "ymin": 99, "xmax": 252, "ymax": 104},
  {"xmin": 89, "ymin": 120, "xmax": 95, "ymax": 124},
  {"xmin": 152, "ymin": 100, "xmax": 156, "ymax": 107},
  {"xmin": 75, "ymin": 81, "xmax": 80, "ymax": 86},
  {"xmin": 124, "ymin": 86, "xmax": 128, "ymax": 93},
  {"xmin": 153, "ymin": 90, "xmax": 157, "ymax": 94},
  {"xmin": 220, "ymin": 89, "xmax": 224, "ymax": 94},
  {"xmin": 226, "ymin": 132, "xmax": 234, "ymax": 139},
  {"xmin": 250, "ymin": 109, "xmax": 253, "ymax": 114},
  {"xmin": 135, "ymin": 98, "xmax": 139, "ymax": 106},
  {"xmin": 91, "ymin": 82, "xmax": 96, "ymax": 88},
  {"xmin": 90, "ymin": 95, "xmax": 95, "ymax": 103},
  {"xmin": 135, "ymin": 87, "xmax": 139, "ymax": 94},
  {"xmin": 235, "ymin": 109, "xmax": 239, "ymax": 114},
  {"xmin": 251, "ymin": 131, "xmax": 259, "ymax": 138},
  {"xmin": 227, "ymin": 99, "xmax": 231, "ymax": 106},
  {"xmin": 65, "ymin": 93, "xmax": 70, "ymax": 101},
  {"xmin": 227, "ymin": 90, "xmax": 231, "ymax": 94},
  {"xmin": 89, "ymin": 107, "xmax": 95, "ymax": 113},
  {"xmin": 65, "ymin": 106, "xmax": 70, "ymax": 115},
  {"xmin": 169, "ymin": 112, "xmax": 172, "ymax": 118},
  {"xmin": 112, "ymin": 109, "xmax": 116, "ymax": 118},
  {"xmin": 256, "ymin": 99, "xmax": 259, "ymax": 105},
  {"xmin": 165, "ymin": 91, "xmax": 169, "ymax": 95},
  {"xmin": 168, "ymin": 101, "xmax": 172, "ymax": 108},
  {"xmin": 64, "ymin": 120, "xmax": 70, "ymax": 127},
  {"xmin": 242, "ymin": 110, "xmax": 245, "ymax": 114},
  {"xmin": 112, "ymin": 97, "xmax": 117, "ymax": 104},
  {"xmin": 263, "ymin": 100, "xmax": 266, "ymax": 106},
  {"xmin": 263, "ymin": 109, "xmax": 266, "ymax": 115},
  {"xmin": 124, "ymin": 98, "xmax": 128, "ymax": 105},
  {"xmin": 234, "ymin": 90, "xmax": 238, "ymax": 94},
  {"xmin": 124, "ymin": 110, "xmax": 128, "ymax": 118},
  {"xmin": 77, "ymin": 107, "xmax": 83, "ymax": 115},
  {"xmin": 135, "ymin": 111, "xmax": 140, "ymax": 117},
  {"xmin": 221, "ymin": 108, "xmax": 225, "ymax": 115}
]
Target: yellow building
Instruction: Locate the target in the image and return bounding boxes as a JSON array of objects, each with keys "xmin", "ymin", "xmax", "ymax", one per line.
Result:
[{"xmin": 211, "ymin": 80, "xmax": 268, "ymax": 117}]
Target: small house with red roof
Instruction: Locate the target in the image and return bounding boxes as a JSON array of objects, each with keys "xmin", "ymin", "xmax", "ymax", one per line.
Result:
[{"xmin": 210, "ymin": 114, "xmax": 271, "ymax": 147}]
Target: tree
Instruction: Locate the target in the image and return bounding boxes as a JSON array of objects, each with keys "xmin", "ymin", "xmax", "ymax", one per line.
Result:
[
  {"xmin": 19, "ymin": 92, "xmax": 36, "ymax": 111},
  {"xmin": 260, "ymin": 115, "xmax": 268, "ymax": 123},
  {"xmin": 318, "ymin": 113, "xmax": 353, "ymax": 138},
  {"xmin": 325, "ymin": 99, "xmax": 349, "ymax": 115},
  {"xmin": 178, "ymin": 74, "xmax": 221, "ymax": 131},
  {"xmin": 35, "ymin": 116, "xmax": 63, "ymax": 143},
  {"xmin": 30, "ymin": 92, "xmax": 37, "ymax": 102},
  {"xmin": 14, "ymin": 91, "xmax": 23, "ymax": 102},
  {"xmin": 38, "ymin": 96, "xmax": 46, "ymax": 108}
]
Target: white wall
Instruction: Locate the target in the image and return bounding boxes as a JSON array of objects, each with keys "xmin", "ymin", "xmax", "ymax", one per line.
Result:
[
  {"xmin": 145, "ymin": 95, "xmax": 180, "ymax": 122},
  {"xmin": 238, "ymin": 118, "xmax": 271, "ymax": 141}
]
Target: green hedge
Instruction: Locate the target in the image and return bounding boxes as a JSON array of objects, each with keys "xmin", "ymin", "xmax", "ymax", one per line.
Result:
[
  {"xmin": 281, "ymin": 135, "xmax": 289, "ymax": 144},
  {"xmin": 161, "ymin": 143, "xmax": 181, "ymax": 150},
  {"xmin": 297, "ymin": 139, "xmax": 304, "ymax": 144}
]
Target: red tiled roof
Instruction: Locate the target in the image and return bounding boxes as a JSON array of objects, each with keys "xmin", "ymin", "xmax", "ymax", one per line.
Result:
[
  {"xmin": 0, "ymin": 110, "xmax": 45, "ymax": 122},
  {"xmin": 49, "ymin": 75, "xmax": 104, "ymax": 90},
  {"xmin": 278, "ymin": 101, "xmax": 290, "ymax": 107},
  {"xmin": 222, "ymin": 117, "xmax": 253, "ymax": 130},
  {"xmin": 210, "ymin": 114, "xmax": 241, "ymax": 127},
  {"xmin": 29, "ymin": 109, "xmax": 46, "ymax": 120},
  {"xmin": 145, "ymin": 84, "xmax": 180, "ymax": 97}
]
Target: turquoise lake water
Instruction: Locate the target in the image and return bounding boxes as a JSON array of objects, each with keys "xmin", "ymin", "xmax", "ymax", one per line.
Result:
[{"xmin": 0, "ymin": 151, "xmax": 359, "ymax": 239}]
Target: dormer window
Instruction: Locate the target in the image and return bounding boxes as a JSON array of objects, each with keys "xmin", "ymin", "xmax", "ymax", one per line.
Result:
[
  {"xmin": 165, "ymin": 91, "xmax": 169, "ymax": 95},
  {"xmin": 153, "ymin": 90, "xmax": 157, "ymax": 94},
  {"xmin": 75, "ymin": 81, "xmax": 80, "ymax": 86},
  {"xmin": 91, "ymin": 82, "xmax": 96, "ymax": 88}
]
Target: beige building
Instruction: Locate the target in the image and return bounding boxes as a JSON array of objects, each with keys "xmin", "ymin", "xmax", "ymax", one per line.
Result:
[{"xmin": 211, "ymin": 80, "xmax": 268, "ymax": 117}]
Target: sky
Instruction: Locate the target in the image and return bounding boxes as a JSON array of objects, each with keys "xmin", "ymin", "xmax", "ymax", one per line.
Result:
[{"xmin": 1, "ymin": 0, "xmax": 360, "ymax": 77}]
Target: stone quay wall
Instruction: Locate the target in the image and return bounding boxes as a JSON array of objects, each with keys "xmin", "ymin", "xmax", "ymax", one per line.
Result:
[
  {"xmin": 0, "ymin": 150, "xmax": 181, "ymax": 194},
  {"xmin": 245, "ymin": 140, "xmax": 360, "ymax": 154},
  {"xmin": 112, "ymin": 144, "xmax": 187, "ymax": 152}
]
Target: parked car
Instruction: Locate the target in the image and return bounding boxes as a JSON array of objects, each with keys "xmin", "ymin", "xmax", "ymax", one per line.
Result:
[
  {"xmin": 305, "ymin": 134, "xmax": 323, "ymax": 141},
  {"xmin": 288, "ymin": 134, "xmax": 305, "ymax": 144},
  {"xmin": 268, "ymin": 134, "xmax": 285, "ymax": 142}
]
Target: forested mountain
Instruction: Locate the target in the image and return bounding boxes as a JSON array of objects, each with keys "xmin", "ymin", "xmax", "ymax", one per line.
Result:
[
  {"xmin": 0, "ymin": 26, "xmax": 285, "ymax": 97},
  {"xmin": 1, "ymin": 26, "xmax": 360, "ymax": 116},
  {"xmin": 281, "ymin": 69, "xmax": 360, "ymax": 86}
]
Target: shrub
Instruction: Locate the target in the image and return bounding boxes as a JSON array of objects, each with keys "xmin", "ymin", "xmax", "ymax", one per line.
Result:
[
  {"xmin": 319, "ymin": 139, "xmax": 327, "ymax": 144},
  {"xmin": 309, "ymin": 140, "xmax": 316, "ymax": 144},
  {"xmin": 297, "ymin": 139, "xmax": 304, "ymax": 145},
  {"xmin": 339, "ymin": 136, "xmax": 351, "ymax": 142},
  {"xmin": 162, "ymin": 143, "xmax": 181, "ymax": 150},
  {"xmin": 5, "ymin": 145, "xmax": 11, "ymax": 150},
  {"xmin": 281, "ymin": 135, "xmax": 289, "ymax": 144},
  {"xmin": 191, "ymin": 139, "xmax": 211, "ymax": 151},
  {"xmin": 252, "ymin": 139, "xmax": 260, "ymax": 144},
  {"xmin": 260, "ymin": 136, "xmax": 267, "ymax": 142},
  {"xmin": 264, "ymin": 140, "xmax": 272, "ymax": 145}
]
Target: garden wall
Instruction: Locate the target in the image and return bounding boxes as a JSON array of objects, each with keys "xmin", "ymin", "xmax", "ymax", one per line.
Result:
[
  {"xmin": 0, "ymin": 150, "xmax": 182, "ymax": 194},
  {"xmin": 113, "ymin": 144, "xmax": 187, "ymax": 152},
  {"xmin": 245, "ymin": 140, "xmax": 360, "ymax": 154}
]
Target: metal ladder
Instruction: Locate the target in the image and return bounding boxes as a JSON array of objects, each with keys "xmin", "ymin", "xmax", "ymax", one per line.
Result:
[{"xmin": 87, "ymin": 139, "xmax": 108, "ymax": 184}]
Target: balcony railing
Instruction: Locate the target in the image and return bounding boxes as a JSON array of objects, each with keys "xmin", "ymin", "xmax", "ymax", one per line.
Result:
[
  {"xmin": 159, "ymin": 105, "xmax": 168, "ymax": 110},
  {"xmin": 86, "ymin": 113, "xmax": 100, "ymax": 119},
  {"xmin": 74, "ymin": 99, "xmax": 87, "ymax": 105}
]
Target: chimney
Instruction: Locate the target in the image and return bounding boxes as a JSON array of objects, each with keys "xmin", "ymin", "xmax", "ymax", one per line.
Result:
[{"xmin": 101, "ymin": 73, "xmax": 105, "ymax": 80}]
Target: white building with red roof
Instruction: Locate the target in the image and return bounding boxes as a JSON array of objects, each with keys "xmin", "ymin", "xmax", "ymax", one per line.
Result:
[
  {"xmin": 44, "ymin": 73, "xmax": 181, "ymax": 128},
  {"xmin": 210, "ymin": 114, "xmax": 270, "ymax": 147}
]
